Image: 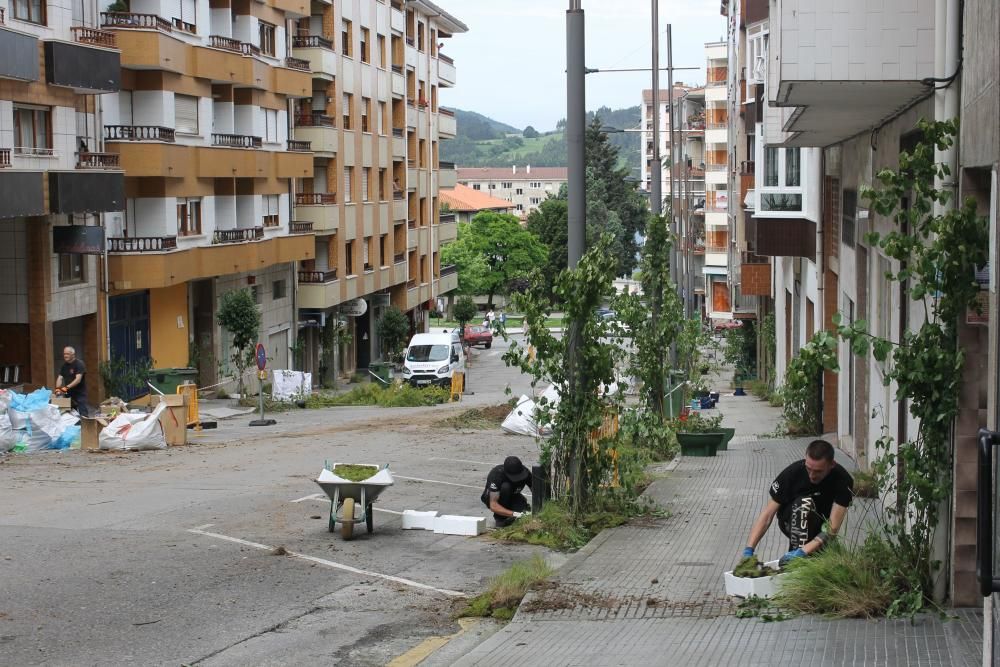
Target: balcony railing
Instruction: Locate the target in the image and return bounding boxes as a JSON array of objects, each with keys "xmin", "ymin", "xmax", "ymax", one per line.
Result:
[
  {"xmin": 262, "ymin": 214, "xmax": 279, "ymax": 228},
  {"xmin": 171, "ymin": 17, "xmax": 196, "ymax": 33},
  {"xmin": 740, "ymin": 160, "xmax": 755, "ymax": 175},
  {"xmin": 295, "ymin": 113, "xmax": 334, "ymax": 128},
  {"xmin": 105, "ymin": 125, "xmax": 176, "ymax": 142},
  {"xmin": 705, "ymin": 163, "xmax": 727, "ymax": 171},
  {"xmin": 77, "ymin": 152, "xmax": 120, "ymax": 169},
  {"xmin": 285, "ymin": 56, "xmax": 310, "ymax": 71},
  {"xmin": 107, "ymin": 236, "xmax": 178, "ymax": 252},
  {"xmin": 705, "ymin": 245, "xmax": 728, "ymax": 255},
  {"xmin": 0, "ymin": 149, "xmax": 10, "ymax": 168},
  {"xmin": 440, "ymin": 264, "xmax": 457, "ymax": 277},
  {"xmin": 299, "ymin": 268, "xmax": 337, "ymax": 283},
  {"xmin": 240, "ymin": 42, "xmax": 261, "ymax": 57},
  {"xmin": 393, "ymin": 189, "xmax": 405, "ymax": 200},
  {"xmin": 391, "ymin": 64, "xmax": 403, "ymax": 74},
  {"xmin": 212, "ymin": 133, "xmax": 262, "ymax": 149},
  {"xmin": 439, "ymin": 107, "xmax": 455, "ymax": 117},
  {"xmin": 287, "ymin": 139, "xmax": 311, "ymax": 152},
  {"xmin": 0, "ymin": 7, "xmax": 5, "ymax": 24},
  {"xmin": 392, "ymin": 128, "xmax": 404, "ymax": 138},
  {"xmin": 101, "ymin": 12, "xmax": 172, "ymax": 32},
  {"xmin": 439, "ymin": 213, "xmax": 456, "ymax": 224},
  {"xmin": 295, "ymin": 192, "xmax": 337, "ymax": 205},
  {"xmin": 71, "ymin": 26, "xmax": 117, "ymax": 48},
  {"xmin": 406, "ymin": 279, "xmax": 417, "ymax": 289},
  {"xmin": 289, "ymin": 221, "xmax": 314, "ymax": 234},
  {"xmin": 405, "ymin": 36, "xmax": 414, "ymax": 47},
  {"xmin": 209, "ymin": 35, "xmax": 242, "ymax": 52},
  {"xmin": 292, "ymin": 35, "xmax": 333, "ymax": 49},
  {"xmin": 438, "ymin": 53, "xmax": 453, "ymax": 65},
  {"xmin": 213, "ymin": 227, "xmax": 263, "ymax": 244},
  {"xmin": 407, "ymin": 219, "xmax": 416, "ymax": 229},
  {"xmin": 707, "ymin": 122, "xmax": 727, "ymax": 130},
  {"xmin": 393, "ymin": 252, "xmax": 405, "ymax": 264},
  {"xmin": 439, "ymin": 160, "xmax": 455, "ymax": 170}
]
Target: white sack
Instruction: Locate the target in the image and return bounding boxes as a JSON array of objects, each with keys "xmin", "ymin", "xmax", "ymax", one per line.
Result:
[
  {"xmin": 501, "ymin": 388, "xmax": 558, "ymax": 438},
  {"xmin": 99, "ymin": 403, "xmax": 167, "ymax": 451},
  {"xmin": 25, "ymin": 404, "xmax": 64, "ymax": 452},
  {"xmin": 0, "ymin": 414, "xmax": 17, "ymax": 451},
  {"xmin": 271, "ymin": 370, "xmax": 312, "ymax": 401},
  {"xmin": 8, "ymin": 409, "xmax": 27, "ymax": 430}
]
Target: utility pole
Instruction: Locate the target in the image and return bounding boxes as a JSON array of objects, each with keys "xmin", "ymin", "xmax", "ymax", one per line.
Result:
[
  {"xmin": 566, "ymin": 0, "xmax": 586, "ymax": 267},
  {"xmin": 650, "ymin": 3, "xmax": 661, "ymax": 218},
  {"xmin": 666, "ymin": 24, "xmax": 678, "ymax": 289}
]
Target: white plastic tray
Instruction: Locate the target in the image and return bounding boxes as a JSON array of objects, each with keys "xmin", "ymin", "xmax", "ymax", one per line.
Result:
[{"xmin": 723, "ymin": 559, "xmax": 786, "ymax": 598}]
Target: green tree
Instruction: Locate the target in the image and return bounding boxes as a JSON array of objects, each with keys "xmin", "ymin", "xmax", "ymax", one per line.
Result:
[
  {"xmin": 525, "ymin": 196, "xmax": 568, "ymax": 293},
  {"xmin": 375, "ymin": 306, "xmax": 409, "ymax": 364},
  {"xmin": 217, "ymin": 289, "xmax": 261, "ymax": 397},
  {"xmin": 453, "ymin": 296, "xmax": 478, "ymax": 341},
  {"xmin": 523, "ymin": 125, "xmax": 539, "ymax": 139},
  {"xmin": 442, "ymin": 211, "xmax": 547, "ymax": 308}
]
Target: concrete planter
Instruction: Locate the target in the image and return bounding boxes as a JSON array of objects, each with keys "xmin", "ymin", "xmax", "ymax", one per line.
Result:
[
  {"xmin": 677, "ymin": 432, "xmax": 723, "ymax": 456},
  {"xmin": 717, "ymin": 427, "xmax": 736, "ymax": 451}
]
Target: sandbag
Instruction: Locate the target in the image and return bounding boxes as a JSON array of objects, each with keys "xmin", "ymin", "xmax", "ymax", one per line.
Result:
[{"xmin": 99, "ymin": 403, "xmax": 167, "ymax": 451}]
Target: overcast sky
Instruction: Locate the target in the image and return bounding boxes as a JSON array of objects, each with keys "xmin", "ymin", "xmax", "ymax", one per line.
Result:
[{"xmin": 437, "ymin": 1, "xmax": 727, "ymax": 132}]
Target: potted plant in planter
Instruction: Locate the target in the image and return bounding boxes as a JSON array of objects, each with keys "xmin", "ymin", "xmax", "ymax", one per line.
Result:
[{"xmin": 673, "ymin": 411, "xmax": 730, "ymax": 456}]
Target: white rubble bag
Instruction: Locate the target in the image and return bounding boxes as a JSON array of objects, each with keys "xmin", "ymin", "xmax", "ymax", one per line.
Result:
[
  {"xmin": 99, "ymin": 402, "xmax": 167, "ymax": 451},
  {"xmin": 501, "ymin": 385, "xmax": 560, "ymax": 437},
  {"xmin": 25, "ymin": 404, "xmax": 65, "ymax": 452},
  {"xmin": 0, "ymin": 413, "xmax": 17, "ymax": 451},
  {"xmin": 271, "ymin": 370, "xmax": 312, "ymax": 401}
]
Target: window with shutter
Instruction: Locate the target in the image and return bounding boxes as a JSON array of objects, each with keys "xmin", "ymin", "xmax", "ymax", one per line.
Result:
[
  {"xmin": 344, "ymin": 167, "xmax": 352, "ymax": 203},
  {"xmin": 363, "ymin": 236, "xmax": 371, "ymax": 271},
  {"xmin": 264, "ymin": 109, "xmax": 278, "ymax": 143},
  {"xmin": 175, "ymin": 95, "xmax": 199, "ymax": 135},
  {"xmin": 361, "ymin": 168, "xmax": 369, "ymax": 202}
]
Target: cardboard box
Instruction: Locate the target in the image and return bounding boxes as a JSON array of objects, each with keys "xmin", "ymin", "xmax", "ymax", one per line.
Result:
[
  {"xmin": 158, "ymin": 394, "xmax": 188, "ymax": 446},
  {"xmin": 51, "ymin": 397, "xmax": 71, "ymax": 411},
  {"xmin": 80, "ymin": 416, "xmax": 107, "ymax": 450}
]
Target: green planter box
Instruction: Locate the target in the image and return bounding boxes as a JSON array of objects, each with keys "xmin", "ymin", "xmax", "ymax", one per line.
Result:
[
  {"xmin": 677, "ymin": 432, "xmax": 723, "ymax": 457},
  {"xmin": 717, "ymin": 427, "xmax": 736, "ymax": 451}
]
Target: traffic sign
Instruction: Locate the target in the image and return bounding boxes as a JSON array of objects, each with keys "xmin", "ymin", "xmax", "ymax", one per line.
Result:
[{"xmin": 255, "ymin": 342, "xmax": 267, "ymax": 370}]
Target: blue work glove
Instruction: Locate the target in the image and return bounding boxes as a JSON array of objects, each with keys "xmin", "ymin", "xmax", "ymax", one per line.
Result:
[
  {"xmin": 741, "ymin": 546, "xmax": 755, "ymax": 558},
  {"xmin": 779, "ymin": 548, "xmax": 806, "ymax": 567}
]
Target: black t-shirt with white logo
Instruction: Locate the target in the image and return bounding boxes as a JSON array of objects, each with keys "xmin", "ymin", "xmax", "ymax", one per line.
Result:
[
  {"xmin": 769, "ymin": 459, "xmax": 854, "ymax": 519},
  {"xmin": 480, "ymin": 465, "xmax": 527, "ymax": 506}
]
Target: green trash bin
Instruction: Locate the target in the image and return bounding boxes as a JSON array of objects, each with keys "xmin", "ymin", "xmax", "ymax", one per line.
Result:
[
  {"xmin": 368, "ymin": 362, "xmax": 392, "ymax": 385},
  {"xmin": 150, "ymin": 367, "xmax": 199, "ymax": 396}
]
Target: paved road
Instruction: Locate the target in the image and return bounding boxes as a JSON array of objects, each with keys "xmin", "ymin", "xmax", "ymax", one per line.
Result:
[{"xmin": 0, "ymin": 334, "xmax": 548, "ymax": 666}]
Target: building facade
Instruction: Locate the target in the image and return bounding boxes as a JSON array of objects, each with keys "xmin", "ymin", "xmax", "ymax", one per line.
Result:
[
  {"xmin": 0, "ymin": 0, "xmax": 124, "ymax": 406},
  {"xmin": 456, "ymin": 165, "xmax": 567, "ymax": 220},
  {"xmin": 439, "ymin": 182, "xmax": 514, "ymax": 223}
]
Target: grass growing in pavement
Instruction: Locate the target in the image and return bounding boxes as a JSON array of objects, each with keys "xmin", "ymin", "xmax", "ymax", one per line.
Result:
[
  {"xmin": 438, "ymin": 404, "xmax": 512, "ymax": 430},
  {"xmin": 851, "ymin": 469, "xmax": 878, "ymax": 499},
  {"xmin": 493, "ymin": 499, "xmax": 661, "ymax": 552},
  {"xmin": 459, "ymin": 554, "xmax": 553, "ymax": 621},
  {"xmin": 305, "ymin": 383, "xmax": 449, "ymax": 408}
]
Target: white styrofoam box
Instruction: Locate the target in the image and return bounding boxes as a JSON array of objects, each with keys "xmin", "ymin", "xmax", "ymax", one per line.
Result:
[
  {"xmin": 723, "ymin": 560, "xmax": 787, "ymax": 599},
  {"xmin": 401, "ymin": 510, "xmax": 438, "ymax": 531},
  {"xmin": 433, "ymin": 515, "xmax": 486, "ymax": 536}
]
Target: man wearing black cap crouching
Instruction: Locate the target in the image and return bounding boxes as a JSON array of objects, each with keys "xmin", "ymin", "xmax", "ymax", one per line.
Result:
[{"xmin": 481, "ymin": 456, "xmax": 531, "ymax": 527}]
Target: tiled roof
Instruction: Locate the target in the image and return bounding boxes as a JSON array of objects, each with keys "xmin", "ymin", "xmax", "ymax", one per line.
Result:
[
  {"xmin": 439, "ymin": 183, "xmax": 516, "ymax": 212},
  {"xmin": 457, "ymin": 166, "xmax": 568, "ymax": 181}
]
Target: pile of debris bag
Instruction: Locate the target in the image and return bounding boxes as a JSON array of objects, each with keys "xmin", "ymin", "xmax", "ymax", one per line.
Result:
[{"xmin": 0, "ymin": 388, "xmax": 81, "ymax": 453}]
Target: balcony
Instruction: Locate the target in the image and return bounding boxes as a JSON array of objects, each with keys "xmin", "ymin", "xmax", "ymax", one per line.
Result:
[
  {"xmin": 101, "ymin": 12, "xmax": 172, "ymax": 31},
  {"xmin": 438, "ymin": 107, "xmax": 457, "ymax": 137},
  {"xmin": 438, "ymin": 54, "xmax": 456, "ymax": 87},
  {"xmin": 105, "ymin": 139, "xmax": 312, "ymax": 179},
  {"xmin": 296, "ymin": 192, "xmax": 337, "ymax": 205},
  {"xmin": 43, "ymin": 39, "xmax": 121, "ymax": 93},
  {"xmin": 289, "ymin": 221, "xmax": 314, "ymax": 234},
  {"xmin": 740, "ymin": 251, "xmax": 771, "ymax": 297},
  {"xmin": 0, "ymin": 27, "xmax": 39, "ymax": 82},
  {"xmin": 299, "ymin": 268, "xmax": 337, "ymax": 283},
  {"xmin": 285, "ymin": 56, "xmax": 310, "ymax": 72},
  {"xmin": 77, "ymin": 152, "xmax": 121, "ymax": 169},
  {"xmin": 71, "ymin": 26, "xmax": 117, "ymax": 48},
  {"xmin": 49, "ymin": 171, "xmax": 125, "ymax": 214},
  {"xmin": 754, "ymin": 217, "xmax": 816, "ymax": 258},
  {"xmin": 295, "ymin": 112, "xmax": 335, "ymax": 127},
  {"xmin": 212, "ymin": 133, "xmax": 262, "ymax": 149},
  {"xmin": 0, "ymin": 149, "xmax": 9, "ymax": 168},
  {"xmin": 294, "ymin": 193, "xmax": 339, "ymax": 232},
  {"xmin": 293, "ymin": 35, "xmax": 333, "ymax": 49},
  {"xmin": 213, "ymin": 227, "xmax": 264, "ymax": 244},
  {"xmin": 393, "ymin": 252, "xmax": 405, "ymax": 264},
  {"xmin": 105, "ymin": 125, "xmax": 175, "ymax": 142},
  {"xmin": 706, "ymin": 66, "xmax": 727, "ymax": 86},
  {"xmin": 107, "ymin": 236, "xmax": 178, "ymax": 252},
  {"xmin": 287, "ymin": 139, "xmax": 311, "ymax": 152}
]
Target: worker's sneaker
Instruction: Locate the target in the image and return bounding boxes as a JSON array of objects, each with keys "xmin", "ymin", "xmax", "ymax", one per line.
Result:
[{"xmin": 494, "ymin": 516, "xmax": 516, "ymax": 528}]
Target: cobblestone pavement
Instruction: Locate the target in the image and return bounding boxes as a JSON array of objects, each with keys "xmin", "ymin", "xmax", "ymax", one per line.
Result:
[{"xmin": 446, "ymin": 387, "xmax": 984, "ymax": 667}]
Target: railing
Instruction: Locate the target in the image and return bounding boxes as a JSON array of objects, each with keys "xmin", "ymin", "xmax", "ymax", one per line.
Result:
[
  {"xmin": 0, "ymin": 149, "xmax": 10, "ymax": 168},
  {"xmin": 439, "ymin": 160, "xmax": 455, "ymax": 170},
  {"xmin": 212, "ymin": 133, "xmax": 262, "ymax": 148},
  {"xmin": 71, "ymin": 26, "xmax": 117, "ymax": 48},
  {"xmin": 213, "ymin": 227, "xmax": 263, "ymax": 244},
  {"xmin": 298, "ymin": 269, "xmax": 337, "ymax": 283},
  {"xmin": 741, "ymin": 160, "xmax": 755, "ymax": 175},
  {"xmin": 406, "ymin": 279, "xmax": 417, "ymax": 289},
  {"xmin": 705, "ymin": 163, "xmax": 727, "ymax": 171},
  {"xmin": 171, "ymin": 17, "xmax": 196, "ymax": 33},
  {"xmin": 392, "ymin": 128, "xmax": 404, "ymax": 138},
  {"xmin": 289, "ymin": 221, "xmax": 314, "ymax": 234},
  {"xmin": 406, "ymin": 99, "xmax": 416, "ymax": 107},
  {"xmin": 101, "ymin": 12, "xmax": 172, "ymax": 32},
  {"xmin": 262, "ymin": 214, "xmax": 279, "ymax": 228},
  {"xmin": 14, "ymin": 146, "xmax": 55, "ymax": 156},
  {"xmin": 707, "ymin": 122, "xmax": 727, "ymax": 130},
  {"xmin": 295, "ymin": 113, "xmax": 334, "ymax": 127},
  {"xmin": 706, "ymin": 245, "xmax": 728, "ymax": 255},
  {"xmin": 107, "ymin": 236, "xmax": 178, "ymax": 252},
  {"xmin": 393, "ymin": 252, "xmax": 405, "ymax": 264},
  {"xmin": 295, "ymin": 192, "xmax": 337, "ymax": 205},
  {"xmin": 438, "ymin": 53, "xmax": 453, "ymax": 65},
  {"xmin": 0, "ymin": 7, "xmax": 4, "ymax": 24},
  {"xmin": 393, "ymin": 189, "xmax": 405, "ymax": 200},
  {"xmin": 439, "ymin": 213, "xmax": 456, "ymax": 224},
  {"xmin": 407, "ymin": 158, "xmax": 416, "ymax": 167},
  {"xmin": 292, "ymin": 35, "xmax": 332, "ymax": 49},
  {"xmin": 407, "ymin": 219, "xmax": 416, "ymax": 229},
  {"xmin": 209, "ymin": 34, "xmax": 242, "ymax": 52},
  {"xmin": 391, "ymin": 64, "xmax": 403, "ymax": 74},
  {"xmin": 286, "ymin": 139, "xmax": 311, "ymax": 152},
  {"xmin": 240, "ymin": 42, "xmax": 260, "ymax": 56},
  {"xmin": 741, "ymin": 250, "xmax": 769, "ymax": 265},
  {"xmin": 105, "ymin": 125, "xmax": 176, "ymax": 142},
  {"xmin": 440, "ymin": 264, "xmax": 457, "ymax": 277},
  {"xmin": 77, "ymin": 152, "xmax": 120, "ymax": 169},
  {"xmin": 285, "ymin": 56, "xmax": 310, "ymax": 71},
  {"xmin": 439, "ymin": 107, "xmax": 455, "ymax": 117},
  {"xmin": 405, "ymin": 36, "xmax": 414, "ymax": 47}
]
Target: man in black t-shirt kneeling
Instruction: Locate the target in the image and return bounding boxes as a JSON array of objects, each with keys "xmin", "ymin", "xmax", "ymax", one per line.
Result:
[
  {"xmin": 741, "ymin": 439, "xmax": 854, "ymax": 566},
  {"xmin": 481, "ymin": 456, "xmax": 532, "ymax": 528}
]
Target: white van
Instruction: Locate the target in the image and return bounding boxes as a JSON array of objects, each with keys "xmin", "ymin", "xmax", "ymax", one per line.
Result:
[{"xmin": 402, "ymin": 332, "xmax": 465, "ymax": 387}]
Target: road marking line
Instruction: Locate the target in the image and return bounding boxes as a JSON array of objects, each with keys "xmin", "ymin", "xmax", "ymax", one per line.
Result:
[
  {"xmin": 429, "ymin": 457, "xmax": 494, "ymax": 466},
  {"xmin": 186, "ymin": 525, "xmax": 465, "ymax": 598},
  {"xmin": 394, "ymin": 474, "xmax": 480, "ymax": 489},
  {"xmin": 386, "ymin": 618, "xmax": 482, "ymax": 667},
  {"xmin": 290, "ymin": 493, "xmax": 325, "ymax": 503}
]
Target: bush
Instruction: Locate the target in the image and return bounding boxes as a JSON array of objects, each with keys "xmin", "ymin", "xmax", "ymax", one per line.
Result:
[
  {"xmin": 305, "ymin": 383, "xmax": 449, "ymax": 408},
  {"xmin": 673, "ymin": 411, "xmax": 723, "ymax": 433},
  {"xmin": 493, "ymin": 497, "xmax": 657, "ymax": 552},
  {"xmin": 459, "ymin": 555, "xmax": 553, "ymax": 621}
]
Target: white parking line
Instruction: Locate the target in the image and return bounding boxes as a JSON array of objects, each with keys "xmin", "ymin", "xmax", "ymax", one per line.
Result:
[
  {"xmin": 290, "ymin": 493, "xmax": 325, "ymax": 503},
  {"xmin": 393, "ymin": 474, "xmax": 480, "ymax": 489},
  {"xmin": 289, "ymin": 495, "xmax": 404, "ymax": 515},
  {"xmin": 187, "ymin": 524, "xmax": 465, "ymax": 598},
  {"xmin": 429, "ymin": 457, "xmax": 494, "ymax": 466}
]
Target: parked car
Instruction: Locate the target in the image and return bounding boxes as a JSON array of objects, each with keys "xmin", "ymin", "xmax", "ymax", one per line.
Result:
[{"xmin": 463, "ymin": 325, "xmax": 493, "ymax": 349}]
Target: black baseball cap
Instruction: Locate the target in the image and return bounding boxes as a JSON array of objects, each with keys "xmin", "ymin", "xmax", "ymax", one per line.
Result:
[{"xmin": 503, "ymin": 456, "xmax": 530, "ymax": 482}]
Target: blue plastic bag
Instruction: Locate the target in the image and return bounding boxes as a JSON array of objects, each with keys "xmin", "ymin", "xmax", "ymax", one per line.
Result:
[
  {"xmin": 10, "ymin": 388, "xmax": 52, "ymax": 412},
  {"xmin": 51, "ymin": 424, "xmax": 80, "ymax": 450}
]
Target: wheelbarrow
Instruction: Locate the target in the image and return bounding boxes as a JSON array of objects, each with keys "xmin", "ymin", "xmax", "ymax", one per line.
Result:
[{"xmin": 315, "ymin": 462, "xmax": 394, "ymax": 540}]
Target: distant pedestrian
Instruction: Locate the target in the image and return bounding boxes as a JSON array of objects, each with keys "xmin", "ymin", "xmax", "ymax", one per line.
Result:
[
  {"xmin": 56, "ymin": 346, "xmax": 89, "ymax": 417},
  {"xmin": 485, "ymin": 308, "xmax": 495, "ymax": 327},
  {"xmin": 499, "ymin": 309, "xmax": 507, "ymax": 327}
]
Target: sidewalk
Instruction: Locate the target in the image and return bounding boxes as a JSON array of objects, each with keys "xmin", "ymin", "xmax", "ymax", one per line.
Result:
[{"xmin": 436, "ymin": 381, "xmax": 983, "ymax": 666}]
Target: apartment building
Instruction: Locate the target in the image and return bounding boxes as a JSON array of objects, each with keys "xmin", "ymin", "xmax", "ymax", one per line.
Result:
[
  {"xmin": 667, "ymin": 87, "xmax": 707, "ymax": 317},
  {"xmin": 0, "ymin": 0, "xmax": 124, "ymax": 406},
  {"xmin": 291, "ymin": 0, "xmax": 464, "ymax": 382},
  {"xmin": 727, "ymin": 0, "xmax": 1000, "ymax": 613},
  {"xmin": 457, "ymin": 166, "xmax": 567, "ymax": 220},
  {"xmin": 703, "ymin": 41, "xmax": 731, "ymax": 320},
  {"xmin": 639, "ymin": 85, "xmax": 690, "ymax": 198}
]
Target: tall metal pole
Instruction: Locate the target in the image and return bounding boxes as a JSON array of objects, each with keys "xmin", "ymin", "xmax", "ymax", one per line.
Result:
[
  {"xmin": 666, "ymin": 24, "xmax": 678, "ymax": 289},
  {"xmin": 649, "ymin": 2, "xmax": 661, "ymax": 217},
  {"xmin": 566, "ymin": 1, "xmax": 586, "ymax": 268}
]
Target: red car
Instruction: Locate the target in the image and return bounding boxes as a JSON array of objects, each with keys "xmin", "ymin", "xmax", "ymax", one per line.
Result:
[{"xmin": 463, "ymin": 325, "xmax": 493, "ymax": 349}]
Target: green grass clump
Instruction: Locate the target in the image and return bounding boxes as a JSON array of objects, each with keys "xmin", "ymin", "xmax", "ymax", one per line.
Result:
[
  {"xmin": 493, "ymin": 498, "xmax": 656, "ymax": 552},
  {"xmin": 773, "ymin": 538, "xmax": 896, "ymax": 618},
  {"xmin": 438, "ymin": 404, "xmax": 511, "ymax": 430},
  {"xmin": 851, "ymin": 470, "xmax": 878, "ymax": 499},
  {"xmin": 332, "ymin": 464, "xmax": 378, "ymax": 482},
  {"xmin": 459, "ymin": 555, "xmax": 553, "ymax": 621},
  {"xmin": 306, "ymin": 383, "xmax": 449, "ymax": 408},
  {"xmin": 733, "ymin": 555, "xmax": 778, "ymax": 578}
]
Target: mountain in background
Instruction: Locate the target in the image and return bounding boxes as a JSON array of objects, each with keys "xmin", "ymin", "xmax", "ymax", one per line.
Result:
[{"xmin": 441, "ymin": 106, "xmax": 641, "ymax": 174}]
